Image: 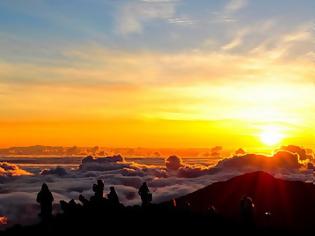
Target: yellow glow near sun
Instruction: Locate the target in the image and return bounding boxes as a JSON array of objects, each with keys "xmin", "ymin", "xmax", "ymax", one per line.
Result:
[{"xmin": 260, "ymin": 125, "xmax": 284, "ymax": 146}]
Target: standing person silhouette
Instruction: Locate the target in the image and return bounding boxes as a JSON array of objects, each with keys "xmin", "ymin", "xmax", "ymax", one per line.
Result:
[
  {"xmin": 240, "ymin": 196, "xmax": 255, "ymax": 227},
  {"xmin": 96, "ymin": 179, "xmax": 104, "ymax": 199},
  {"xmin": 92, "ymin": 179, "xmax": 104, "ymax": 201},
  {"xmin": 138, "ymin": 182, "xmax": 152, "ymax": 206},
  {"xmin": 36, "ymin": 183, "xmax": 54, "ymax": 220},
  {"xmin": 107, "ymin": 186, "xmax": 120, "ymax": 205}
]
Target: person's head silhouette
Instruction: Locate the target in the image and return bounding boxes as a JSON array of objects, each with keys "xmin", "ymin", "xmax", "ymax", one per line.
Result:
[{"xmin": 41, "ymin": 183, "xmax": 49, "ymax": 191}]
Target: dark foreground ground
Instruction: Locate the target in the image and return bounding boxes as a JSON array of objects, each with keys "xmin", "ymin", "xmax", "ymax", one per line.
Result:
[
  {"xmin": 2, "ymin": 171, "xmax": 315, "ymax": 235},
  {"xmin": 1, "ymin": 204, "xmax": 302, "ymax": 236}
]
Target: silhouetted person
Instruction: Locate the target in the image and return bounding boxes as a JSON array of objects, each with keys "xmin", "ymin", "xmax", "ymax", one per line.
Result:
[
  {"xmin": 207, "ymin": 205, "xmax": 216, "ymax": 218},
  {"xmin": 97, "ymin": 179, "xmax": 104, "ymax": 197},
  {"xmin": 138, "ymin": 182, "xmax": 152, "ymax": 206},
  {"xmin": 68, "ymin": 199, "xmax": 80, "ymax": 212},
  {"xmin": 60, "ymin": 199, "xmax": 80, "ymax": 214},
  {"xmin": 60, "ymin": 200, "xmax": 69, "ymax": 213},
  {"xmin": 107, "ymin": 186, "xmax": 120, "ymax": 205},
  {"xmin": 79, "ymin": 194, "xmax": 89, "ymax": 206},
  {"xmin": 36, "ymin": 183, "xmax": 54, "ymax": 220},
  {"xmin": 91, "ymin": 179, "xmax": 104, "ymax": 201},
  {"xmin": 240, "ymin": 196, "xmax": 255, "ymax": 227}
]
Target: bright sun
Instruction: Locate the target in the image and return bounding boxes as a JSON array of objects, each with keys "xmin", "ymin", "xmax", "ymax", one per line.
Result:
[{"xmin": 259, "ymin": 126, "xmax": 284, "ymax": 146}]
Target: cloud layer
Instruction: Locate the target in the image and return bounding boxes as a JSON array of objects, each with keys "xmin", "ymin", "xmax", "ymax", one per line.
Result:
[
  {"xmin": 1, "ymin": 146, "xmax": 314, "ymax": 227},
  {"xmin": 0, "ymin": 162, "xmax": 32, "ymax": 178}
]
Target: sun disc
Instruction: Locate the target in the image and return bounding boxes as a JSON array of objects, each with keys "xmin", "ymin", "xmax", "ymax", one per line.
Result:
[{"xmin": 260, "ymin": 126, "xmax": 283, "ymax": 146}]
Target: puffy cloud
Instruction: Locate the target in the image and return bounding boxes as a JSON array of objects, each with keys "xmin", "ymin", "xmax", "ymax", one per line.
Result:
[
  {"xmin": 210, "ymin": 146, "xmax": 223, "ymax": 157},
  {"xmin": 235, "ymin": 148, "xmax": 246, "ymax": 155},
  {"xmin": 81, "ymin": 155, "xmax": 124, "ymax": 164},
  {"xmin": 165, "ymin": 155, "xmax": 183, "ymax": 171},
  {"xmin": 116, "ymin": 0, "xmax": 176, "ymax": 34},
  {"xmin": 40, "ymin": 166, "xmax": 68, "ymax": 176},
  {"xmin": 224, "ymin": 0, "xmax": 248, "ymax": 14},
  {"xmin": 1, "ymin": 151, "xmax": 315, "ymax": 228},
  {"xmin": 215, "ymin": 151, "xmax": 301, "ymax": 171},
  {"xmin": 177, "ymin": 166, "xmax": 214, "ymax": 178},
  {"xmin": 164, "ymin": 155, "xmax": 218, "ymax": 178},
  {"xmin": 278, "ymin": 145, "xmax": 314, "ymax": 162},
  {"xmin": 78, "ymin": 155, "xmax": 167, "ymax": 178},
  {"xmin": 79, "ymin": 155, "xmax": 128, "ymax": 171},
  {"xmin": 0, "ymin": 162, "xmax": 32, "ymax": 177}
]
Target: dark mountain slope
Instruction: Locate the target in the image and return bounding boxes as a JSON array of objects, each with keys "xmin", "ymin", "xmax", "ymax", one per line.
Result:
[{"xmin": 174, "ymin": 171, "xmax": 315, "ymax": 230}]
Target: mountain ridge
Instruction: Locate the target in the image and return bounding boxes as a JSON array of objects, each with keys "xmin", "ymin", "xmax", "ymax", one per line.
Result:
[{"xmin": 172, "ymin": 171, "xmax": 315, "ymax": 230}]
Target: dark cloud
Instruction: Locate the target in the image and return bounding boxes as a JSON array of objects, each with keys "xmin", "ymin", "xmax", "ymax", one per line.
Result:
[
  {"xmin": 215, "ymin": 151, "xmax": 301, "ymax": 171},
  {"xmin": 40, "ymin": 166, "xmax": 68, "ymax": 176},
  {"xmin": 79, "ymin": 155, "xmax": 129, "ymax": 171},
  {"xmin": 177, "ymin": 166, "xmax": 213, "ymax": 178},
  {"xmin": 164, "ymin": 155, "xmax": 218, "ymax": 178},
  {"xmin": 235, "ymin": 148, "xmax": 246, "ymax": 155},
  {"xmin": 307, "ymin": 162, "xmax": 314, "ymax": 170},
  {"xmin": 210, "ymin": 146, "xmax": 223, "ymax": 156},
  {"xmin": 278, "ymin": 145, "xmax": 314, "ymax": 161},
  {"xmin": 165, "ymin": 155, "xmax": 183, "ymax": 171}
]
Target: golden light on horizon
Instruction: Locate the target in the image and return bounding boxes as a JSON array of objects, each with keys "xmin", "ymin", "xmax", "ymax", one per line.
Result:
[{"xmin": 259, "ymin": 125, "xmax": 284, "ymax": 146}]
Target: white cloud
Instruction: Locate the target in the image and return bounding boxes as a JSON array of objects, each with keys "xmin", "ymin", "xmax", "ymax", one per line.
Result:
[
  {"xmin": 224, "ymin": 0, "xmax": 248, "ymax": 14},
  {"xmin": 222, "ymin": 35, "xmax": 243, "ymax": 50},
  {"xmin": 116, "ymin": 1, "xmax": 177, "ymax": 34},
  {"xmin": 1, "ymin": 149, "xmax": 314, "ymax": 228},
  {"xmin": 209, "ymin": 0, "xmax": 249, "ymax": 26}
]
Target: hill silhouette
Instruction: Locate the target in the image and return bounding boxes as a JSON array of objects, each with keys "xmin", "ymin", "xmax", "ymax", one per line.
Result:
[
  {"xmin": 173, "ymin": 171, "xmax": 315, "ymax": 231},
  {"xmin": 2, "ymin": 171, "xmax": 315, "ymax": 235}
]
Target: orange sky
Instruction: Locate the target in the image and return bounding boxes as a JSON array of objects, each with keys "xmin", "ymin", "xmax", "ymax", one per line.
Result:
[
  {"xmin": 0, "ymin": 0, "xmax": 315, "ymax": 150},
  {"xmin": 1, "ymin": 49, "xmax": 314, "ymax": 150}
]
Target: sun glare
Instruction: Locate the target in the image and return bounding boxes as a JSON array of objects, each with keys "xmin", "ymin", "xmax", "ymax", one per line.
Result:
[{"xmin": 260, "ymin": 126, "xmax": 284, "ymax": 146}]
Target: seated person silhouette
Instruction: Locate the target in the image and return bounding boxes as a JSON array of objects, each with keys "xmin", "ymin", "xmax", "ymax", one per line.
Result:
[
  {"xmin": 60, "ymin": 199, "xmax": 80, "ymax": 214},
  {"xmin": 207, "ymin": 204, "xmax": 216, "ymax": 218},
  {"xmin": 79, "ymin": 194, "xmax": 89, "ymax": 206},
  {"xmin": 107, "ymin": 186, "xmax": 120, "ymax": 205},
  {"xmin": 36, "ymin": 183, "xmax": 54, "ymax": 220},
  {"xmin": 138, "ymin": 182, "xmax": 152, "ymax": 206}
]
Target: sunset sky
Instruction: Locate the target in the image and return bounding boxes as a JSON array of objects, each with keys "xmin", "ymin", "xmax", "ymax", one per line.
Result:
[{"xmin": 0, "ymin": 0, "xmax": 314, "ymax": 150}]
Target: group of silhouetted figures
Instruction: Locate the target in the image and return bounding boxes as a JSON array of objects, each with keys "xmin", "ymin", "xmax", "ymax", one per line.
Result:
[
  {"xmin": 0, "ymin": 180, "xmax": 284, "ymax": 235},
  {"xmin": 36, "ymin": 181, "xmax": 153, "ymax": 220},
  {"xmin": 5, "ymin": 175, "xmax": 315, "ymax": 235},
  {"xmin": 36, "ymin": 180, "xmax": 257, "ymax": 227}
]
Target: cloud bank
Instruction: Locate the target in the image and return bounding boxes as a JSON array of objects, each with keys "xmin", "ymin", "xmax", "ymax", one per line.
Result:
[
  {"xmin": 0, "ymin": 146, "xmax": 314, "ymax": 227},
  {"xmin": 0, "ymin": 162, "xmax": 32, "ymax": 178}
]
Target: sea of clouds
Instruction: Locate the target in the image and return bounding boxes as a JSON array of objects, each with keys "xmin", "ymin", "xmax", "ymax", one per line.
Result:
[{"xmin": 0, "ymin": 145, "xmax": 314, "ymax": 228}]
